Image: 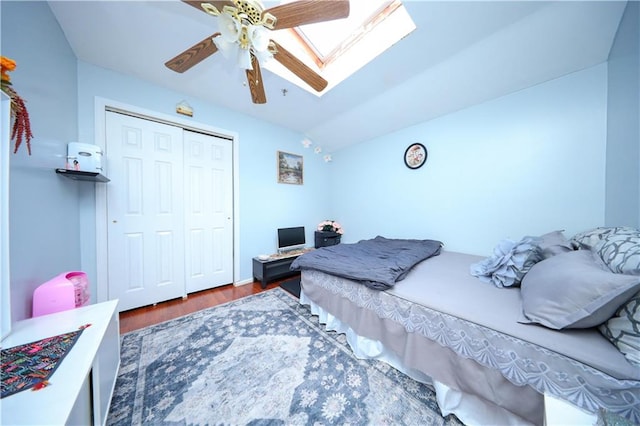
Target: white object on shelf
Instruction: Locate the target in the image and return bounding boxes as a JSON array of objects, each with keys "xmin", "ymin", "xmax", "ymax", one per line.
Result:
[
  {"xmin": 1, "ymin": 300, "xmax": 120, "ymax": 426},
  {"xmin": 67, "ymin": 142, "xmax": 104, "ymax": 173}
]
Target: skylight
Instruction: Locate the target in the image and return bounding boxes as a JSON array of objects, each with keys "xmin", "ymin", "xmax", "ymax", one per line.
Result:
[{"xmin": 265, "ymin": 0, "xmax": 416, "ymax": 96}]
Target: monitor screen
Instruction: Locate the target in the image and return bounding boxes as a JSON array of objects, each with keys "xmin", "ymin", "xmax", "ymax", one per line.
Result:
[{"xmin": 277, "ymin": 226, "xmax": 305, "ymax": 251}]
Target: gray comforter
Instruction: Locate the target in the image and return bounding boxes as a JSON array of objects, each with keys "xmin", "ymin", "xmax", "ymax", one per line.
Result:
[{"xmin": 290, "ymin": 235, "xmax": 443, "ymax": 290}]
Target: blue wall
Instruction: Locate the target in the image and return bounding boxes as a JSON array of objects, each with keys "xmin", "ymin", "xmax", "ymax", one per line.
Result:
[
  {"xmin": 3, "ymin": 1, "xmax": 332, "ymax": 320},
  {"xmin": 330, "ymin": 65, "xmax": 609, "ymax": 255},
  {"xmin": 606, "ymin": 0, "xmax": 640, "ymax": 228},
  {"xmin": 76, "ymin": 62, "xmax": 333, "ymax": 290},
  {"xmin": 2, "ymin": 1, "xmax": 638, "ymax": 323},
  {"xmin": 2, "ymin": 1, "xmax": 79, "ymax": 322}
]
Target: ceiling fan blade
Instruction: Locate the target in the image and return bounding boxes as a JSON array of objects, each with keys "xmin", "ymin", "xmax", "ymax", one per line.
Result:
[
  {"xmin": 271, "ymin": 40, "xmax": 328, "ymax": 92},
  {"xmin": 246, "ymin": 54, "xmax": 267, "ymax": 104},
  {"xmin": 165, "ymin": 33, "xmax": 221, "ymax": 73},
  {"xmin": 266, "ymin": 0, "xmax": 349, "ymax": 30},
  {"xmin": 182, "ymin": 1, "xmax": 234, "ymax": 15}
]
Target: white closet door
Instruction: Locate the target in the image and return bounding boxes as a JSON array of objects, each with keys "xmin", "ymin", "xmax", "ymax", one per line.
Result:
[
  {"xmin": 106, "ymin": 112, "xmax": 186, "ymax": 311},
  {"xmin": 183, "ymin": 130, "xmax": 233, "ymax": 293}
]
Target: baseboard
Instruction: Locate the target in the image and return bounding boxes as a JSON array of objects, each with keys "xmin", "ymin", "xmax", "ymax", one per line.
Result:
[{"xmin": 234, "ymin": 278, "xmax": 254, "ymax": 287}]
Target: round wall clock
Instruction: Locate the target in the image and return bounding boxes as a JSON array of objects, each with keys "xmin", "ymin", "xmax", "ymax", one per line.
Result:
[{"xmin": 404, "ymin": 143, "xmax": 427, "ymax": 169}]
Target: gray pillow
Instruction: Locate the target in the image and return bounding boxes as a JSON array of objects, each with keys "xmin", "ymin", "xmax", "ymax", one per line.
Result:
[
  {"xmin": 519, "ymin": 250, "xmax": 640, "ymax": 329},
  {"xmin": 599, "ymin": 291, "xmax": 640, "ymax": 366},
  {"xmin": 538, "ymin": 230, "xmax": 573, "ymax": 259}
]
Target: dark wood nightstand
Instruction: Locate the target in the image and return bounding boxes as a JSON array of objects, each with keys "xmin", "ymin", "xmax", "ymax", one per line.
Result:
[{"xmin": 252, "ymin": 254, "xmax": 300, "ymax": 289}]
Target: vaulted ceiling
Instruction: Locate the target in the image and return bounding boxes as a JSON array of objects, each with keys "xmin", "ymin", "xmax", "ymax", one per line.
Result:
[{"xmin": 48, "ymin": 1, "xmax": 627, "ymax": 152}]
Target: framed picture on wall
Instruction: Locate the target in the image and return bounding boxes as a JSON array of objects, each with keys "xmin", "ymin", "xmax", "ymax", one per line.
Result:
[{"xmin": 277, "ymin": 151, "xmax": 303, "ymax": 185}]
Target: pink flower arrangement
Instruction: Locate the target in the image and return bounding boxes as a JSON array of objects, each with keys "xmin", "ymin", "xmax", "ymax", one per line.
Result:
[{"xmin": 317, "ymin": 220, "xmax": 344, "ymax": 235}]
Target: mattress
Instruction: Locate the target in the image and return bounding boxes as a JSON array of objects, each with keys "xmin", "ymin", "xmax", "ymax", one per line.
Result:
[
  {"xmin": 300, "ymin": 250, "xmax": 640, "ymax": 423},
  {"xmin": 391, "ymin": 251, "xmax": 639, "ymax": 380}
]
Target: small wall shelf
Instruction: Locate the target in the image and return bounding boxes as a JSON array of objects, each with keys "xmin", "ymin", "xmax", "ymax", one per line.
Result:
[{"xmin": 55, "ymin": 168, "xmax": 110, "ymax": 183}]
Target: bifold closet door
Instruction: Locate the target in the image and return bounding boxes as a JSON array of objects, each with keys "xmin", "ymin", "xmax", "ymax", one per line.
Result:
[
  {"xmin": 105, "ymin": 111, "xmax": 186, "ymax": 312},
  {"xmin": 183, "ymin": 130, "xmax": 233, "ymax": 293}
]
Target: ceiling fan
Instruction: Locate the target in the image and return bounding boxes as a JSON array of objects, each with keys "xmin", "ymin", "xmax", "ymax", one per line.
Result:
[{"xmin": 166, "ymin": 0, "xmax": 350, "ymax": 104}]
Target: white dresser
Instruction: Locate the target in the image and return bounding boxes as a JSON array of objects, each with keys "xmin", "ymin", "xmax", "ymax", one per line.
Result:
[{"xmin": 1, "ymin": 300, "xmax": 120, "ymax": 425}]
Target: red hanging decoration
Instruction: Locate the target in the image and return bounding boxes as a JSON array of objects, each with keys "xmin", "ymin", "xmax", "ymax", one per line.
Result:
[{"xmin": 1, "ymin": 56, "xmax": 34, "ymax": 155}]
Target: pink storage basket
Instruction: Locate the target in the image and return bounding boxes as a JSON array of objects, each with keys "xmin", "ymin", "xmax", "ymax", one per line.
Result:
[{"xmin": 32, "ymin": 271, "xmax": 90, "ymax": 317}]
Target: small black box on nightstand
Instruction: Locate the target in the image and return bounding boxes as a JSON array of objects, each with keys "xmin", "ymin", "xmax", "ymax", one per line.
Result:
[{"xmin": 315, "ymin": 231, "xmax": 341, "ymax": 248}]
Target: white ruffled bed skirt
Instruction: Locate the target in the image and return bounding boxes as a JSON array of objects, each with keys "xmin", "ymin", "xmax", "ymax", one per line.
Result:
[{"xmin": 300, "ymin": 290, "xmax": 534, "ymax": 426}]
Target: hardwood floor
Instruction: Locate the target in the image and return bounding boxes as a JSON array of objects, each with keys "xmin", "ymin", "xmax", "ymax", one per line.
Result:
[{"xmin": 118, "ymin": 277, "xmax": 297, "ymax": 334}]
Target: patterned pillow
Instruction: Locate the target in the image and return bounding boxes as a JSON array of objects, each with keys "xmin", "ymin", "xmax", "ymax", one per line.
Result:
[
  {"xmin": 595, "ymin": 231, "xmax": 640, "ymax": 275},
  {"xmin": 470, "ymin": 236, "xmax": 542, "ymax": 288},
  {"xmin": 599, "ymin": 291, "xmax": 640, "ymax": 366},
  {"xmin": 570, "ymin": 226, "xmax": 638, "ymax": 250}
]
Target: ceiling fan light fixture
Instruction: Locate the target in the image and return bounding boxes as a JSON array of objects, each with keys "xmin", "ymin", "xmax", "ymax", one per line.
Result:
[
  {"xmin": 171, "ymin": 0, "xmax": 351, "ymax": 104},
  {"xmin": 212, "ymin": 37, "xmax": 236, "ymax": 59},
  {"xmin": 237, "ymin": 45, "xmax": 252, "ymax": 69},
  {"xmin": 218, "ymin": 11, "xmax": 241, "ymax": 43},
  {"xmin": 249, "ymin": 25, "xmax": 269, "ymax": 52},
  {"xmin": 253, "ymin": 48, "xmax": 272, "ymax": 65},
  {"xmin": 214, "ymin": 11, "xmax": 274, "ymax": 70},
  {"xmin": 250, "ymin": 25, "xmax": 273, "ymax": 64}
]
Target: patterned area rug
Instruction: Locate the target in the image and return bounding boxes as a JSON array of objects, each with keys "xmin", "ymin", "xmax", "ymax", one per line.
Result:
[{"xmin": 107, "ymin": 288, "xmax": 463, "ymax": 425}]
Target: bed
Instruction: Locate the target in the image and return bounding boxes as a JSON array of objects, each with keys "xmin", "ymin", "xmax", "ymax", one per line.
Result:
[{"xmin": 291, "ymin": 232, "xmax": 640, "ymax": 425}]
